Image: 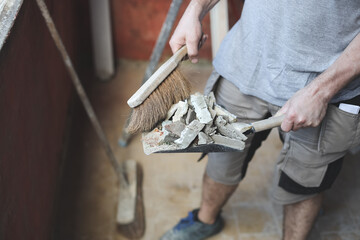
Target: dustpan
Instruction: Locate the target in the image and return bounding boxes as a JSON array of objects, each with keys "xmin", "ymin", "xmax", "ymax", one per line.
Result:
[{"xmin": 142, "ymin": 115, "xmax": 284, "ymax": 154}]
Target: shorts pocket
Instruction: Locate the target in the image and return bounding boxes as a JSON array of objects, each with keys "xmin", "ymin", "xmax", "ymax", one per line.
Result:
[
  {"xmin": 318, "ymin": 104, "xmax": 359, "ymax": 154},
  {"xmin": 281, "ymin": 139, "xmax": 327, "ymax": 188},
  {"xmin": 282, "ymin": 157, "xmax": 327, "ymax": 188}
]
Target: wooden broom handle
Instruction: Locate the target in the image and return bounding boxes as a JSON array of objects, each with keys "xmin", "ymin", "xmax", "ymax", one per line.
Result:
[
  {"xmin": 127, "ymin": 46, "xmax": 188, "ymax": 108},
  {"xmin": 251, "ymin": 115, "xmax": 285, "ymax": 132}
]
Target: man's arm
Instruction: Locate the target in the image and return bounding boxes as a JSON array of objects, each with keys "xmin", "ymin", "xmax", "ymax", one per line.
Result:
[
  {"xmin": 169, "ymin": 0, "xmax": 219, "ymax": 63},
  {"xmin": 278, "ymin": 33, "xmax": 360, "ymax": 132}
]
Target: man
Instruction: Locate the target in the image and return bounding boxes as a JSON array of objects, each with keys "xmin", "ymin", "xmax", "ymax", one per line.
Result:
[{"xmin": 161, "ymin": 0, "xmax": 360, "ymax": 239}]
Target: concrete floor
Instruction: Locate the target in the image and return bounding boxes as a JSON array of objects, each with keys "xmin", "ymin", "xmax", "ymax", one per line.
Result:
[{"xmin": 57, "ymin": 60, "xmax": 360, "ymax": 240}]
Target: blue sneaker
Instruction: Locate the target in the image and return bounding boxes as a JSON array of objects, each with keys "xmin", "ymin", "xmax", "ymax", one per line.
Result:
[{"xmin": 160, "ymin": 209, "xmax": 224, "ymax": 240}]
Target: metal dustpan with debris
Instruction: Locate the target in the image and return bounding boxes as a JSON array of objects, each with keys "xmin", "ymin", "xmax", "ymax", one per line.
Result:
[{"xmin": 141, "ymin": 92, "xmax": 284, "ymax": 155}]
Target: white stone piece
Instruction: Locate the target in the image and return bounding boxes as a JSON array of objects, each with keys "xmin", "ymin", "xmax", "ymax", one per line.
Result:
[
  {"xmin": 142, "ymin": 131, "xmax": 179, "ymax": 155},
  {"xmin": 215, "ymin": 117, "xmax": 248, "ymax": 141},
  {"xmin": 185, "ymin": 108, "xmax": 196, "ymax": 125},
  {"xmin": 230, "ymin": 122, "xmax": 252, "ymax": 134},
  {"xmin": 173, "ymin": 100, "xmax": 188, "ymax": 122},
  {"xmin": 175, "ymin": 120, "xmax": 205, "ymax": 148},
  {"xmin": 204, "ymin": 124, "xmax": 217, "ymax": 136},
  {"xmin": 162, "ymin": 133, "xmax": 179, "ymax": 144},
  {"xmin": 205, "ymin": 92, "xmax": 216, "ymax": 109},
  {"xmin": 162, "ymin": 120, "xmax": 173, "ymax": 128},
  {"xmin": 164, "ymin": 121, "xmax": 186, "ymax": 137},
  {"xmin": 215, "ymin": 116, "xmax": 227, "ymax": 126},
  {"xmin": 198, "ymin": 132, "xmax": 214, "ymax": 145},
  {"xmin": 209, "ymin": 107, "xmax": 217, "ymax": 119},
  {"xmin": 214, "ymin": 103, "xmax": 237, "ymax": 123},
  {"xmin": 191, "ymin": 93, "xmax": 213, "ymax": 124},
  {"xmin": 211, "ymin": 134, "xmax": 245, "ymax": 150},
  {"xmin": 166, "ymin": 102, "xmax": 180, "ymax": 120}
]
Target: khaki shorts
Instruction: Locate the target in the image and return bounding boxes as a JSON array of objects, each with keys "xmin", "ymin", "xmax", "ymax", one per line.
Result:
[{"xmin": 204, "ymin": 71, "xmax": 360, "ymax": 204}]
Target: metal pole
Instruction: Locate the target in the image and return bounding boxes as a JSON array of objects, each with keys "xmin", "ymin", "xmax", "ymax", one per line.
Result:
[{"xmin": 35, "ymin": 0, "xmax": 128, "ymax": 187}]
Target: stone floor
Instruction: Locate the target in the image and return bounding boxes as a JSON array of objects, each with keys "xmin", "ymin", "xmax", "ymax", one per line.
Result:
[{"xmin": 56, "ymin": 60, "xmax": 360, "ymax": 240}]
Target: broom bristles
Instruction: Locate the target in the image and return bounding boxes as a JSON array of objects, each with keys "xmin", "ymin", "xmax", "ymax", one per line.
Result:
[{"xmin": 127, "ymin": 68, "xmax": 191, "ymax": 134}]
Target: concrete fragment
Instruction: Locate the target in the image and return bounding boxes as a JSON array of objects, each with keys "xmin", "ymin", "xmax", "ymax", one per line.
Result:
[
  {"xmin": 142, "ymin": 131, "xmax": 179, "ymax": 155},
  {"xmin": 220, "ymin": 124, "xmax": 248, "ymax": 141},
  {"xmin": 166, "ymin": 103, "xmax": 180, "ymax": 120},
  {"xmin": 231, "ymin": 122, "xmax": 252, "ymax": 134},
  {"xmin": 204, "ymin": 124, "xmax": 217, "ymax": 136},
  {"xmin": 190, "ymin": 93, "xmax": 213, "ymax": 124},
  {"xmin": 160, "ymin": 120, "xmax": 182, "ymax": 144},
  {"xmin": 174, "ymin": 120, "xmax": 205, "ymax": 148},
  {"xmin": 164, "ymin": 121, "xmax": 186, "ymax": 137},
  {"xmin": 173, "ymin": 100, "xmax": 188, "ymax": 122},
  {"xmin": 198, "ymin": 132, "xmax": 214, "ymax": 145},
  {"xmin": 211, "ymin": 134, "xmax": 245, "ymax": 150},
  {"xmin": 161, "ymin": 120, "xmax": 173, "ymax": 129},
  {"xmin": 215, "ymin": 116, "xmax": 227, "ymax": 126},
  {"xmin": 209, "ymin": 107, "xmax": 217, "ymax": 119},
  {"xmin": 205, "ymin": 92, "xmax": 216, "ymax": 109},
  {"xmin": 162, "ymin": 133, "xmax": 180, "ymax": 144},
  {"xmin": 215, "ymin": 117, "xmax": 247, "ymax": 141},
  {"xmin": 185, "ymin": 108, "xmax": 196, "ymax": 125},
  {"xmin": 214, "ymin": 104, "xmax": 237, "ymax": 123}
]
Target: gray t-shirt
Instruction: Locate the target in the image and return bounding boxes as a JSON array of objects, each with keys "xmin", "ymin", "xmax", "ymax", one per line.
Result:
[{"xmin": 213, "ymin": 0, "xmax": 360, "ymax": 106}]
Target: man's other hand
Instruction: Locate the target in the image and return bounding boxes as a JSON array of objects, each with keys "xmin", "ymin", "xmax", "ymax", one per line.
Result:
[
  {"xmin": 277, "ymin": 85, "xmax": 329, "ymax": 132},
  {"xmin": 169, "ymin": 1, "xmax": 208, "ymax": 63}
]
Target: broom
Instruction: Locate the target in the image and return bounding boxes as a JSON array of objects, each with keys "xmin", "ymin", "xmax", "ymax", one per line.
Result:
[{"xmin": 127, "ymin": 46, "xmax": 191, "ymax": 133}]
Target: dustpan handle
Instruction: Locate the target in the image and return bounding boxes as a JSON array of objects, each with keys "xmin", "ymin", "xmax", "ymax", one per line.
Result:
[{"xmin": 251, "ymin": 115, "xmax": 285, "ymax": 132}]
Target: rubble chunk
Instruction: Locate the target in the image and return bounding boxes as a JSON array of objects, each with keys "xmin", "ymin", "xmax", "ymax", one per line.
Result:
[
  {"xmin": 185, "ymin": 108, "xmax": 196, "ymax": 125},
  {"xmin": 214, "ymin": 104, "xmax": 237, "ymax": 123},
  {"xmin": 204, "ymin": 124, "xmax": 217, "ymax": 136},
  {"xmin": 190, "ymin": 93, "xmax": 213, "ymax": 124},
  {"xmin": 205, "ymin": 92, "xmax": 216, "ymax": 109},
  {"xmin": 166, "ymin": 103, "xmax": 180, "ymax": 120},
  {"xmin": 142, "ymin": 131, "xmax": 178, "ymax": 155},
  {"xmin": 230, "ymin": 122, "xmax": 252, "ymax": 134},
  {"xmin": 162, "ymin": 133, "xmax": 180, "ymax": 144},
  {"xmin": 211, "ymin": 134, "xmax": 245, "ymax": 150},
  {"xmin": 215, "ymin": 115, "xmax": 227, "ymax": 126},
  {"xmin": 161, "ymin": 120, "xmax": 173, "ymax": 128},
  {"xmin": 163, "ymin": 121, "xmax": 186, "ymax": 137},
  {"xmin": 198, "ymin": 132, "xmax": 214, "ymax": 145},
  {"xmin": 174, "ymin": 120, "xmax": 205, "ymax": 148},
  {"xmin": 209, "ymin": 107, "xmax": 217, "ymax": 119},
  {"xmin": 215, "ymin": 117, "xmax": 248, "ymax": 141},
  {"xmin": 142, "ymin": 91, "xmax": 248, "ymax": 154},
  {"xmin": 173, "ymin": 100, "xmax": 188, "ymax": 122}
]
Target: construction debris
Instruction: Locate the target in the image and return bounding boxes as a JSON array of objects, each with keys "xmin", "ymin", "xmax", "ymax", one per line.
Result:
[
  {"xmin": 211, "ymin": 134, "xmax": 245, "ymax": 150},
  {"xmin": 198, "ymin": 132, "xmax": 214, "ymax": 145},
  {"xmin": 185, "ymin": 108, "xmax": 196, "ymax": 125},
  {"xmin": 174, "ymin": 120, "xmax": 205, "ymax": 148},
  {"xmin": 190, "ymin": 93, "xmax": 213, "ymax": 124},
  {"xmin": 173, "ymin": 100, "xmax": 189, "ymax": 122},
  {"xmin": 142, "ymin": 92, "xmax": 248, "ymax": 155}
]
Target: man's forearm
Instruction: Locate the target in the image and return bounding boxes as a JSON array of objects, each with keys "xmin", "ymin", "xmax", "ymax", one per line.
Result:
[
  {"xmin": 188, "ymin": 0, "xmax": 220, "ymax": 21},
  {"xmin": 169, "ymin": 0, "xmax": 220, "ymax": 61},
  {"xmin": 278, "ymin": 33, "xmax": 360, "ymax": 131},
  {"xmin": 308, "ymin": 33, "xmax": 360, "ymax": 103}
]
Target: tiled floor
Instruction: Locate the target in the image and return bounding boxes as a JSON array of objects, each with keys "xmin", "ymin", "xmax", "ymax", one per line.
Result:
[{"xmin": 57, "ymin": 60, "xmax": 360, "ymax": 240}]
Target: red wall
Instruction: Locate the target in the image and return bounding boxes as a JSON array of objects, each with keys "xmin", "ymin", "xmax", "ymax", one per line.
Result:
[
  {"xmin": 111, "ymin": 0, "xmax": 243, "ymax": 60},
  {"xmin": 0, "ymin": 1, "xmax": 91, "ymax": 239}
]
